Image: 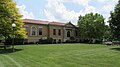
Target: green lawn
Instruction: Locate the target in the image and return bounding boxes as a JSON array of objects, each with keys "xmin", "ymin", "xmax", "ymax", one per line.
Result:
[{"xmin": 0, "ymin": 43, "xmax": 120, "ymax": 67}]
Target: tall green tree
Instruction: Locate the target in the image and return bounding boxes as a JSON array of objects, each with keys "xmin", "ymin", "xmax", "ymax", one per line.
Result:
[
  {"xmin": 103, "ymin": 25, "xmax": 112, "ymax": 41},
  {"xmin": 0, "ymin": 0, "xmax": 27, "ymax": 42},
  {"xmin": 78, "ymin": 13, "xmax": 105, "ymax": 43},
  {"xmin": 109, "ymin": 0, "xmax": 120, "ymax": 40}
]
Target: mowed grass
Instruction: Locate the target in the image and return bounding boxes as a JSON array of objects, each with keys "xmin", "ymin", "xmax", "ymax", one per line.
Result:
[{"xmin": 0, "ymin": 43, "xmax": 120, "ymax": 67}]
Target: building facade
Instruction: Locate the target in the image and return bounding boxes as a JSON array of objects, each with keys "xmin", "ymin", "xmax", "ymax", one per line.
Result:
[{"xmin": 23, "ymin": 19, "xmax": 79, "ymax": 43}]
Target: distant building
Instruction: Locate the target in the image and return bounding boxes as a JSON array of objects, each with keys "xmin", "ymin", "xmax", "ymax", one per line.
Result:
[{"xmin": 23, "ymin": 19, "xmax": 79, "ymax": 43}]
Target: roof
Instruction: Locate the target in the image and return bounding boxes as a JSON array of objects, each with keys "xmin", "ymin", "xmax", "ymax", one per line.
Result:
[
  {"xmin": 22, "ymin": 19, "xmax": 65, "ymax": 26},
  {"xmin": 22, "ymin": 19, "xmax": 50, "ymax": 25},
  {"xmin": 49, "ymin": 22, "xmax": 65, "ymax": 26}
]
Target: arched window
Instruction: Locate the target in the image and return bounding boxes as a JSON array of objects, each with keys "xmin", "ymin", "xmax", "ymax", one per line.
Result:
[
  {"xmin": 32, "ymin": 26, "xmax": 37, "ymax": 36},
  {"xmin": 67, "ymin": 31, "xmax": 70, "ymax": 37}
]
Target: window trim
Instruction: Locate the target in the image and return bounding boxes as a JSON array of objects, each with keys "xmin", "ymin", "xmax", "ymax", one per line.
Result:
[
  {"xmin": 38, "ymin": 27, "xmax": 43, "ymax": 36},
  {"xmin": 53, "ymin": 29, "xmax": 56, "ymax": 35},
  {"xmin": 67, "ymin": 31, "xmax": 71, "ymax": 37},
  {"xmin": 31, "ymin": 26, "xmax": 37, "ymax": 36},
  {"xmin": 58, "ymin": 29, "xmax": 61, "ymax": 36}
]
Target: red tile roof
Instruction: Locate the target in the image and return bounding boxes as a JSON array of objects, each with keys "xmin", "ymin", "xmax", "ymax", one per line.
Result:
[
  {"xmin": 22, "ymin": 19, "xmax": 65, "ymax": 26},
  {"xmin": 49, "ymin": 22, "xmax": 65, "ymax": 26},
  {"xmin": 22, "ymin": 19, "xmax": 50, "ymax": 25}
]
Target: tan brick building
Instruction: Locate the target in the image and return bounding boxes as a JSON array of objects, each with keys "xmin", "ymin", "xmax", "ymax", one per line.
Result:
[{"xmin": 23, "ymin": 19, "xmax": 79, "ymax": 43}]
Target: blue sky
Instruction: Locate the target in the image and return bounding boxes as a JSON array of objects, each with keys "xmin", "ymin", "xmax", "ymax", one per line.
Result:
[{"xmin": 15, "ymin": 0, "xmax": 118, "ymax": 25}]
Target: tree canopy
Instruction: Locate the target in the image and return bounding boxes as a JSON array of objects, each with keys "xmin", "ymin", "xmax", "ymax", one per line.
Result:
[
  {"xmin": 77, "ymin": 13, "xmax": 105, "ymax": 43},
  {"xmin": 109, "ymin": 0, "xmax": 120, "ymax": 40},
  {"xmin": 0, "ymin": 0, "xmax": 27, "ymax": 40}
]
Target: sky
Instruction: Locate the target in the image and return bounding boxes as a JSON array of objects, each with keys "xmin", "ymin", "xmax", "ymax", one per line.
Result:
[{"xmin": 15, "ymin": 0, "xmax": 118, "ymax": 25}]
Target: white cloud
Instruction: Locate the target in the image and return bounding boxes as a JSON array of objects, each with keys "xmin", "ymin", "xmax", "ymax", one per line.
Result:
[
  {"xmin": 44, "ymin": 0, "xmax": 80, "ymax": 24},
  {"xmin": 80, "ymin": 5, "xmax": 98, "ymax": 16},
  {"xmin": 57, "ymin": 0, "xmax": 91, "ymax": 6},
  {"xmin": 17, "ymin": 5, "xmax": 35, "ymax": 19},
  {"xmin": 72, "ymin": 0, "xmax": 90, "ymax": 6},
  {"xmin": 98, "ymin": 0, "xmax": 118, "ymax": 23},
  {"xmin": 44, "ymin": 0, "xmax": 118, "ymax": 25},
  {"xmin": 44, "ymin": 0, "xmax": 97, "ymax": 25},
  {"xmin": 97, "ymin": 0, "xmax": 118, "ymax": 3}
]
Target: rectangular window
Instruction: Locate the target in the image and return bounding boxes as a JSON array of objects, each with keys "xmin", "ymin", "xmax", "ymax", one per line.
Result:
[
  {"xmin": 39, "ymin": 28, "xmax": 42, "ymax": 35},
  {"xmin": 53, "ymin": 29, "xmax": 56, "ymax": 35},
  {"xmin": 58, "ymin": 29, "xmax": 61, "ymax": 35}
]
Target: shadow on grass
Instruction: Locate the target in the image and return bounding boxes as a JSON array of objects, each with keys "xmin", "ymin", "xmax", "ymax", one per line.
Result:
[
  {"xmin": 111, "ymin": 48, "xmax": 120, "ymax": 51},
  {"xmin": 0, "ymin": 48, "xmax": 23, "ymax": 54}
]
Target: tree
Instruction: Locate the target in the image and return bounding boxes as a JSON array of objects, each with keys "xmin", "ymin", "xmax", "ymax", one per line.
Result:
[
  {"xmin": 109, "ymin": 0, "xmax": 120, "ymax": 40},
  {"xmin": 0, "ymin": 0, "xmax": 27, "ymax": 44},
  {"xmin": 78, "ymin": 13, "xmax": 105, "ymax": 43},
  {"xmin": 103, "ymin": 25, "xmax": 112, "ymax": 41}
]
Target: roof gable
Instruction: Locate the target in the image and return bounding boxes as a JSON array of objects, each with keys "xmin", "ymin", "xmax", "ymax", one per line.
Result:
[{"xmin": 65, "ymin": 21, "xmax": 76, "ymax": 28}]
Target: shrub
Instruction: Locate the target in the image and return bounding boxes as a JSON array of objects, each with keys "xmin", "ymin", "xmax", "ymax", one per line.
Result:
[
  {"xmin": 24, "ymin": 39, "xmax": 29, "ymax": 44},
  {"xmin": 70, "ymin": 36, "xmax": 75, "ymax": 41},
  {"xmin": 29, "ymin": 42, "xmax": 35, "ymax": 44},
  {"xmin": 65, "ymin": 40, "xmax": 76, "ymax": 43},
  {"xmin": 4, "ymin": 38, "xmax": 25, "ymax": 45},
  {"xmin": 0, "ymin": 40, "xmax": 2, "ymax": 43},
  {"xmin": 39, "ymin": 37, "xmax": 53, "ymax": 44}
]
